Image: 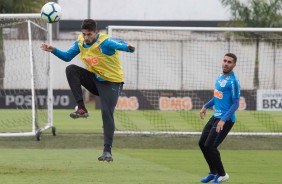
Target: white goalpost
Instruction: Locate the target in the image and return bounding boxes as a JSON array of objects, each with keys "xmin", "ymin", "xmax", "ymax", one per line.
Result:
[
  {"xmin": 0, "ymin": 14, "xmax": 55, "ymax": 140},
  {"xmin": 108, "ymin": 26, "xmax": 282, "ymax": 137}
]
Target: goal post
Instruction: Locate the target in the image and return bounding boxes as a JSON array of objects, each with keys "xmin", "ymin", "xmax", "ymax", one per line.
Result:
[
  {"xmin": 0, "ymin": 14, "xmax": 55, "ymax": 140},
  {"xmin": 108, "ymin": 26, "xmax": 282, "ymax": 136}
]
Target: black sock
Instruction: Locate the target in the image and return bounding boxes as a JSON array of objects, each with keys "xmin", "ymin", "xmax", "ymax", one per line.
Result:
[
  {"xmin": 104, "ymin": 144, "xmax": 112, "ymax": 153},
  {"xmin": 77, "ymin": 100, "xmax": 86, "ymax": 110}
]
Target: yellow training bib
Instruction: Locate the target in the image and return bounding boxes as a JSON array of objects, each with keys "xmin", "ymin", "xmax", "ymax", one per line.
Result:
[{"xmin": 77, "ymin": 33, "xmax": 124, "ymax": 82}]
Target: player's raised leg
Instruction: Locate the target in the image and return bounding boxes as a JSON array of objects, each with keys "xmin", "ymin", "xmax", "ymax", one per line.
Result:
[{"xmin": 66, "ymin": 64, "xmax": 99, "ymax": 119}]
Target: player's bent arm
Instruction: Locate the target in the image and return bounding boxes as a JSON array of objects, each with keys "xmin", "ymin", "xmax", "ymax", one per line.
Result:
[
  {"xmin": 103, "ymin": 38, "xmax": 135, "ymax": 53},
  {"xmin": 200, "ymin": 97, "xmax": 215, "ymax": 119},
  {"xmin": 200, "ymin": 106, "xmax": 207, "ymax": 119},
  {"xmin": 127, "ymin": 44, "xmax": 135, "ymax": 52},
  {"xmin": 40, "ymin": 43, "xmax": 54, "ymax": 52},
  {"xmin": 220, "ymin": 98, "xmax": 240, "ymax": 122},
  {"xmin": 51, "ymin": 41, "xmax": 80, "ymax": 62},
  {"xmin": 232, "ymin": 79, "xmax": 241, "ymax": 98},
  {"xmin": 204, "ymin": 97, "xmax": 215, "ymax": 109}
]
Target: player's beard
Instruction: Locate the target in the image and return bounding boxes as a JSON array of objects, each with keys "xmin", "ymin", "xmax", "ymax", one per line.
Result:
[
  {"xmin": 222, "ymin": 66, "xmax": 232, "ymax": 75},
  {"xmin": 84, "ymin": 39, "xmax": 95, "ymax": 45},
  {"xmin": 84, "ymin": 40, "xmax": 91, "ymax": 44}
]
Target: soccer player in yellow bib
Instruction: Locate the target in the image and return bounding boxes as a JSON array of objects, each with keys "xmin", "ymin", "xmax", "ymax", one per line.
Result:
[{"xmin": 41, "ymin": 19, "xmax": 135, "ymax": 162}]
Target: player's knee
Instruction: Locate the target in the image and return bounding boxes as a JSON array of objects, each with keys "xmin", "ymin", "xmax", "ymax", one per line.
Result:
[
  {"xmin": 198, "ymin": 141, "xmax": 204, "ymax": 147},
  {"xmin": 198, "ymin": 141, "xmax": 204, "ymax": 148},
  {"xmin": 203, "ymin": 144, "xmax": 217, "ymax": 151}
]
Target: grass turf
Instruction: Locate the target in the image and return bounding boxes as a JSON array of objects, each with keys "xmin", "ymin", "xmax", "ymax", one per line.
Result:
[
  {"xmin": 0, "ymin": 109, "xmax": 282, "ymax": 183},
  {"xmin": 1, "ymin": 109, "xmax": 282, "ymax": 133},
  {"xmin": 50, "ymin": 109, "xmax": 282, "ymax": 133},
  {"xmin": 0, "ymin": 149, "xmax": 281, "ymax": 184}
]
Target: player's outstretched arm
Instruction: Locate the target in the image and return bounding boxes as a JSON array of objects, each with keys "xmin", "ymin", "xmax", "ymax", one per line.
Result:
[
  {"xmin": 40, "ymin": 41, "xmax": 79, "ymax": 62},
  {"xmin": 40, "ymin": 43, "xmax": 54, "ymax": 52}
]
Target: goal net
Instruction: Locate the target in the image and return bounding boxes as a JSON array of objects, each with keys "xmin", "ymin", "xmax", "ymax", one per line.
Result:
[
  {"xmin": 0, "ymin": 14, "xmax": 54, "ymax": 140},
  {"xmin": 108, "ymin": 26, "xmax": 282, "ymax": 136}
]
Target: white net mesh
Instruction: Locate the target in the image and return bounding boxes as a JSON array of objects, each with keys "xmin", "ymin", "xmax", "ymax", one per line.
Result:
[
  {"xmin": 0, "ymin": 15, "xmax": 51, "ymax": 136},
  {"xmin": 109, "ymin": 26, "xmax": 282, "ymax": 135}
]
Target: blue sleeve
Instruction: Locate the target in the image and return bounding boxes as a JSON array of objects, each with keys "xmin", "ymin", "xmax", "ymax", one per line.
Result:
[
  {"xmin": 204, "ymin": 97, "xmax": 214, "ymax": 109},
  {"xmin": 221, "ymin": 98, "xmax": 240, "ymax": 122},
  {"xmin": 51, "ymin": 41, "xmax": 80, "ymax": 62},
  {"xmin": 232, "ymin": 79, "xmax": 240, "ymax": 99},
  {"xmin": 100, "ymin": 38, "xmax": 134, "ymax": 56}
]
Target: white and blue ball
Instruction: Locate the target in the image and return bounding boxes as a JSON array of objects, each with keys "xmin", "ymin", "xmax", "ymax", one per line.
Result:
[{"xmin": 41, "ymin": 2, "xmax": 62, "ymax": 23}]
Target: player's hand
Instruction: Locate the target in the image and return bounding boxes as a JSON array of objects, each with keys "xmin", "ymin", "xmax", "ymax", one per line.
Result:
[
  {"xmin": 216, "ymin": 120, "xmax": 225, "ymax": 133},
  {"xmin": 128, "ymin": 44, "xmax": 135, "ymax": 52},
  {"xmin": 40, "ymin": 43, "xmax": 54, "ymax": 52},
  {"xmin": 200, "ymin": 106, "xmax": 206, "ymax": 119}
]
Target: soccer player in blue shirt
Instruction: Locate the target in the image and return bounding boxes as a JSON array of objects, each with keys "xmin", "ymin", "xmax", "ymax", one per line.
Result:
[
  {"xmin": 40, "ymin": 19, "xmax": 135, "ymax": 162},
  {"xmin": 199, "ymin": 53, "xmax": 240, "ymax": 183}
]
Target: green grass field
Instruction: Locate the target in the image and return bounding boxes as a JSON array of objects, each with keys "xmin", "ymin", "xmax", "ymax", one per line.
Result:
[
  {"xmin": 1, "ymin": 109, "xmax": 282, "ymax": 133},
  {"xmin": 0, "ymin": 109, "xmax": 282, "ymax": 183},
  {"xmin": 55, "ymin": 109, "xmax": 282, "ymax": 133},
  {"xmin": 0, "ymin": 148, "xmax": 281, "ymax": 184}
]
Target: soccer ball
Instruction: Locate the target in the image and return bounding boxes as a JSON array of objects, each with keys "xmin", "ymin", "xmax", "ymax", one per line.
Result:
[{"xmin": 41, "ymin": 2, "xmax": 62, "ymax": 23}]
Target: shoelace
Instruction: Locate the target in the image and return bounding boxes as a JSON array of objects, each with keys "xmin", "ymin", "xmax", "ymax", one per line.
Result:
[{"xmin": 77, "ymin": 109, "xmax": 86, "ymax": 114}]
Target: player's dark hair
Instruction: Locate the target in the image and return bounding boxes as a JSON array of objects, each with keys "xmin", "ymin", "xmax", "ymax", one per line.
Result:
[
  {"xmin": 225, "ymin": 53, "xmax": 237, "ymax": 63},
  {"xmin": 81, "ymin": 19, "xmax": 97, "ymax": 31}
]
